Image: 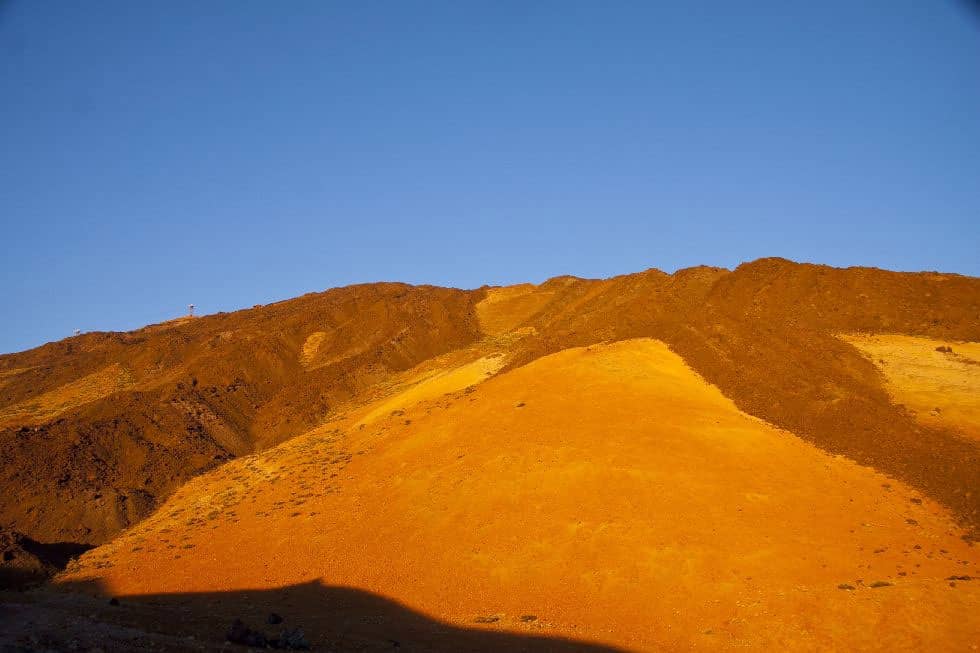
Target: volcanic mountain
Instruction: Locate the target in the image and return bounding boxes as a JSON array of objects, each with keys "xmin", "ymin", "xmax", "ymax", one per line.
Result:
[{"xmin": 1, "ymin": 258, "xmax": 978, "ymax": 651}]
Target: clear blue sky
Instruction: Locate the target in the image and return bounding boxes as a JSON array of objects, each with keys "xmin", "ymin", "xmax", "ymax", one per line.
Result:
[{"xmin": 2, "ymin": 2, "xmax": 979, "ymax": 354}]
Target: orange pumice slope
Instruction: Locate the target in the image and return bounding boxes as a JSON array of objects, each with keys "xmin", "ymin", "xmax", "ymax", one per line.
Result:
[
  {"xmin": 60, "ymin": 339, "xmax": 979, "ymax": 651},
  {"xmin": 2, "ymin": 259, "xmax": 980, "ymax": 650},
  {"xmin": 4, "ymin": 259, "xmax": 979, "ymax": 547},
  {"xmin": 844, "ymin": 333, "xmax": 980, "ymax": 442}
]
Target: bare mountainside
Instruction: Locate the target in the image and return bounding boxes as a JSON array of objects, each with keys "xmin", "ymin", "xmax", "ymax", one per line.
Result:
[
  {"xmin": 1, "ymin": 258, "xmax": 979, "ymax": 650},
  {"xmin": 0, "ymin": 284, "xmax": 480, "ymax": 545}
]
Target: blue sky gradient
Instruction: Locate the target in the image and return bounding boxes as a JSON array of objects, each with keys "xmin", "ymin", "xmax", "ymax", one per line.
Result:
[{"xmin": 2, "ymin": 1, "xmax": 979, "ymax": 353}]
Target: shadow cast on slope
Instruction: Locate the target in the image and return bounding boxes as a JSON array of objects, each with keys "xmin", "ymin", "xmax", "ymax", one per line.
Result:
[
  {"xmin": 20, "ymin": 537, "xmax": 94, "ymax": 567},
  {"xmin": 33, "ymin": 578, "xmax": 627, "ymax": 652},
  {"xmin": 0, "ymin": 534, "xmax": 93, "ymax": 590}
]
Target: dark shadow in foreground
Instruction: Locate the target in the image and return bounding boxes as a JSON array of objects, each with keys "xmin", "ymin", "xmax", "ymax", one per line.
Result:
[
  {"xmin": 1, "ymin": 578, "xmax": 629, "ymax": 652},
  {"xmin": 0, "ymin": 533, "xmax": 93, "ymax": 590}
]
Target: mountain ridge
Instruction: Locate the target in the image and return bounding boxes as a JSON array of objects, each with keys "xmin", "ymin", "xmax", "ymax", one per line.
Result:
[{"xmin": 1, "ymin": 258, "xmax": 978, "ymax": 550}]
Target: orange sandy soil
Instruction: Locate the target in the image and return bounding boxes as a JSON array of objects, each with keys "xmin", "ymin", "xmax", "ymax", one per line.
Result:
[
  {"xmin": 0, "ymin": 363, "xmax": 133, "ymax": 428},
  {"xmin": 475, "ymin": 284, "xmax": 555, "ymax": 336},
  {"xmin": 843, "ymin": 333, "xmax": 980, "ymax": 443},
  {"xmin": 59, "ymin": 339, "xmax": 980, "ymax": 651}
]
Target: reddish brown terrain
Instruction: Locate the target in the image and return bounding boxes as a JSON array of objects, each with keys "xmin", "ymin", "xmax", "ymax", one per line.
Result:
[
  {"xmin": 0, "ymin": 284, "xmax": 480, "ymax": 546},
  {"xmin": 1, "ymin": 258, "xmax": 979, "ymax": 651}
]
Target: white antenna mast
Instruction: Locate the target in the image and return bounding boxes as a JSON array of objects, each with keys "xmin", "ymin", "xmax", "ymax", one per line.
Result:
[{"xmin": 188, "ymin": 304, "xmax": 195, "ymax": 317}]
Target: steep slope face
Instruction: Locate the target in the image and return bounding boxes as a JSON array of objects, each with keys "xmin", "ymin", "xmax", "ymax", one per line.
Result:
[
  {"xmin": 0, "ymin": 284, "xmax": 481, "ymax": 545},
  {"xmin": 3, "ymin": 257, "xmax": 979, "ymax": 554},
  {"xmin": 506, "ymin": 260, "xmax": 980, "ymax": 536},
  {"xmin": 60, "ymin": 340, "xmax": 980, "ymax": 651}
]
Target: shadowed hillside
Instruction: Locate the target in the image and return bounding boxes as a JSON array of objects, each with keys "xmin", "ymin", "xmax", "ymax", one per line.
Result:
[{"xmin": 0, "ymin": 283, "xmax": 481, "ymax": 545}]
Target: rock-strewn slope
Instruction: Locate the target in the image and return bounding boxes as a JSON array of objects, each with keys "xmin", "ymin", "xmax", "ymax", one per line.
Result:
[
  {"xmin": 0, "ymin": 284, "xmax": 481, "ymax": 545},
  {"xmin": 2, "ymin": 258, "xmax": 978, "ymax": 549},
  {"xmin": 59, "ymin": 338, "xmax": 980, "ymax": 651}
]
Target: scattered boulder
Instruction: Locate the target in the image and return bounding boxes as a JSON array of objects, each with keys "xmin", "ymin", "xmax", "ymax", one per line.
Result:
[
  {"xmin": 277, "ymin": 627, "xmax": 310, "ymax": 650},
  {"xmin": 226, "ymin": 618, "xmax": 310, "ymax": 649},
  {"xmin": 226, "ymin": 619, "xmax": 267, "ymax": 648},
  {"xmin": 267, "ymin": 612, "xmax": 283, "ymax": 625},
  {"xmin": 474, "ymin": 615, "xmax": 500, "ymax": 623}
]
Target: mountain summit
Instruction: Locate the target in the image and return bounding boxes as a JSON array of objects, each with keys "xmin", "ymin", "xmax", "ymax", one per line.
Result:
[{"xmin": 2, "ymin": 259, "xmax": 978, "ymax": 650}]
